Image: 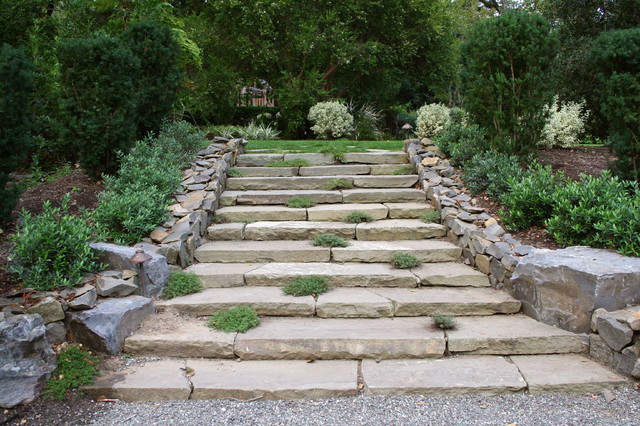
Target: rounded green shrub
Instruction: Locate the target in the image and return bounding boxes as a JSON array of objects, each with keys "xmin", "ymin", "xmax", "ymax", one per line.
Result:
[
  {"xmin": 416, "ymin": 103, "xmax": 451, "ymax": 139},
  {"xmin": 311, "ymin": 234, "xmax": 349, "ymax": 248},
  {"xmin": 283, "ymin": 276, "xmax": 329, "ymax": 297},
  {"xmin": 161, "ymin": 270, "xmax": 203, "ymax": 300},
  {"xmin": 207, "ymin": 306, "xmax": 260, "ymax": 333},
  {"xmin": 308, "ymin": 101, "xmax": 354, "ymax": 139},
  {"xmin": 392, "ymin": 252, "xmax": 421, "ymax": 269}
]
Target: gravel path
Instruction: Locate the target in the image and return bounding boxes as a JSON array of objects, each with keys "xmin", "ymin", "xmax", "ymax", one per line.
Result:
[{"xmin": 5, "ymin": 387, "xmax": 639, "ymax": 425}]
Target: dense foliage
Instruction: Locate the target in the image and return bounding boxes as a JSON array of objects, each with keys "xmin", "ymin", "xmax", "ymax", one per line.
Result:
[
  {"xmin": 44, "ymin": 344, "xmax": 99, "ymax": 400},
  {"xmin": 462, "ymin": 11, "xmax": 558, "ymax": 156}
]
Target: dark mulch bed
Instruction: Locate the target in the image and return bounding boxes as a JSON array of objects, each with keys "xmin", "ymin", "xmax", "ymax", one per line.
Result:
[{"xmin": 0, "ymin": 171, "xmax": 102, "ymax": 294}]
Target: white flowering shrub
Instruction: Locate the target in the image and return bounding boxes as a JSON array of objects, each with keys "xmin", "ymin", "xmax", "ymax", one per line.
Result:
[
  {"xmin": 308, "ymin": 101, "xmax": 354, "ymax": 139},
  {"xmin": 416, "ymin": 103, "xmax": 451, "ymax": 139},
  {"xmin": 540, "ymin": 98, "xmax": 589, "ymax": 148}
]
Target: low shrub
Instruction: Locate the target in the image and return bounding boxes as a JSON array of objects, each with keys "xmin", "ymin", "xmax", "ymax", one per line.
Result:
[
  {"xmin": 287, "ymin": 197, "xmax": 317, "ymax": 208},
  {"xmin": 420, "ymin": 211, "xmax": 441, "ymax": 224},
  {"xmin": 435, "ymin": 124, "xmax": 489, "ymax": 166},
  {"xmin": 308, "ymin": 101, "xmax": 354, "ymax": 139},
  {"xmin": 344, "ymin": 211, "xmax": 373, "ymax": 223},
  {"xmin": 539, "ymin": 98, "xmax": 588, "ymax": 148},
  {"xmin": 500, "ymin": 163, "xmax": 565, "ymax": 231},
  {"xmin": 392, "ymin": 252, "xmax": 421, "ymax": 269},
  {"xmin": 161, "ymin": 270, "xmax": 203, "ymax": 300},
  {"xmin": 9, "ymin": 196, "xmax": 100, "ymax": 290},
  {"xmin": 227, "ymin": 168, "xmax": 244, "ymax": 177},
  {"xmin": 311, "ymin": 234, "xmax": 349, "ymax": 248},
  {"xmin": 432, "ymin": 314, "xmax": 456, "ymax": 330},
  {"xmin": 325, "ymin": 178, "xmax": 353, "ymax": 190},
  {"xmin": 463, "ymin": 150, "xmax": 524, "ymax": 199},
  {"xmin": 416, "ymin": 103, "xmax": 451, "ymax": 139},
  {"xmin": 283, "ymin": 276, "xmax": 329, "ymax": 297},
  {"xmin": 44, "ymin": 344, "xmax": 99, "ymax": 400},
  {"xmin": 207, "ymin": 306, "xmax": 260, "ymax": 333},
  {"xmin": 594, "ymin": 191, "xmax": 640, "ymax": 256},
  {"xmin": 267, "ymin": 159, "xmax": 311, "ymax": 167},
  {"xmin": 546, "ymin": 171, "xmax": 632, "ymax": 248}
]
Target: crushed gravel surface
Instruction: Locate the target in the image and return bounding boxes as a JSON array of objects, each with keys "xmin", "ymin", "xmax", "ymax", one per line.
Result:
[{"xmin": 4, "ymin": 387, "xmax": 639, "ymax": 425}]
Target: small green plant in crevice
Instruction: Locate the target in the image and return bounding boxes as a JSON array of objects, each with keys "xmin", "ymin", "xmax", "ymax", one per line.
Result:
[
  {"xmin": 432, "ymin": 314, "xmax": 457, "ymax": 330},
  {"xmin": 320, "ymin": 146, "xmax": 347, "ymax": 163},
  {"xmin": 207, "ymin": 306, "xmax": 260, "ymax": 333},
  {"xmin": 392, "ymin": 252, "xmax": 421, "ymax": 269},
  {"xmin": 311, "ymin": 233, "xmax": 350, "ymax": 248},
  {"xmin": 210, "ymin": 215, "xmax": 226, "ymax": 224},
  {"xmin": 392, "ymin": 165, "xmax": 416, "ymax": 175},
  {"xmin": 267, "ymin": 159, "xmax": 311, "ymax": 167},
  {"xmin": 44, "ymin": 344, "xmax": 99, "ymax": 400},
  {"xmin": 420, "ymin": 210, "xmax": 441, "ymax": 224},
  {"xmin": 237, "ymin": 218, "xmax": 256, "ymax": 224},
  {"xmin": 227, "ymin": 168, "xmax": 244, "ymax": 177},
  {"xmin": 343, "ymin": 211, "xmax": 373, "ymax": 223},
  {"xmin": 286, "ymin": 197, "xmax": 317, "ymax": 208},
  {"xmin": 283, "ymin": 276, "xmax": 329, "ymax": 297},
  {"xmin": 325, "ymin": 178, "xmax": 353, "ymax": 190},
  {"xmin": 161, "ymin": 270, "xmax": 203, "ymax": 300}
]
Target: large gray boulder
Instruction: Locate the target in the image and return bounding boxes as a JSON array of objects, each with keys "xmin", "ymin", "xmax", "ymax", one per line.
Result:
[
  {"xmin": 66, "ymin": 297, "xmax": 154, "ymax": 354},
  {"xmin": 90, "ymin": 243, "xmax": 169, "ymax": 297},
  {"xmin": 512, "ymin": 247, "xmax": 640, "ymax": 333},
  {"xmin": 0, "ymin": 315, "xmax": 56, "ymax": 408}
]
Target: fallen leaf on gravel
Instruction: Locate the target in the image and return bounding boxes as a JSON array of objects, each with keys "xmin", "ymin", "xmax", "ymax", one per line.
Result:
[
  {"xmin": 358, "ymin": 384, "xmax": 364, "ymax": 390},
  {"xmin": 416, "ymin": 402, "xmax": 425, "ymax": 406},
  {"xmin": 608, "ymin": 376, "xmax": 619, "ymax": 380},
  {"xmin": 479, "ymin": 406, "xmax": 487, "ymax": 409}
]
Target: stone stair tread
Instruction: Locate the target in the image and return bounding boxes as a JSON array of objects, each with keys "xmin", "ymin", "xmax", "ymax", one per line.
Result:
[
  {"xmin": 342, "ymin": 152, "xmax": 407, "ymax": 164},
  {"xmin": 157, "ymin": 287, "xmax": 315, "ymax": 317},
  {"xmin": 222, "ymin": 189, "xmax": 342, "ymax": 206},
  {"xmin": 369, "ymin": 287, "xmax": 521, "ymax": 316},
  {"xmin": 447, "ymin": 315, "xmax": 583, "ymax": 355},
  {"xmin": 226, "ymin": 175, "xmax": 418, "ymax": 191},
  {"xmin": 243, "ymin": 221, "xmax": 357, "ymax": 240},
  {"xmin": 195, "ymin": 240, "xmax": 331, "ymax": 263},
  {"xmin": 384, "ymin": 202, "xmax": 435, "ymax": 219},
  {"xmin": 243, "ymin": 262, "xmax": 419, "ymax": 288},
  {"xmin": 234, "ymin": 317, "xmax": 445, "ymax": 360},
  {"xmin": 233, "ymin": 166, "xmax": 298, "ymax": 177},
  {"xmin": 315, "ymin": 288, "xmax": 395, "ymax": 318},
  {"xmin": 307, "ymin": 203, "xmax": 389, "ymax": 221},
  {"xmin": 83, "ymin": 359, "xmax": 358, "ymax": 401},
  {"xmin": 185, "ymin": 262, "xmax": 265, "ymax": 288},
  {"xmin": 299, "ymin": 165, "xmax": 371, "ymax": 176},
  {"xmin": 342, "ymin": 188, "xmax": 426, "ymax": 203},
  {"xmin": 215, "ymin": 205, "xmax": 306, "ymax": 221},
  {"xmin": 362, "ymin": 356, "xmax": 527, "ymax": 396},
  {"xmin": 331, "ymin": 240, "xmax": 462, "ymax": 263},
  {"xmin": 411, "ymin": 262, "xmax": 490, "ymax": 287},
  {"xmin": 355, "ymin": 219, "xmax": 446, "ymax": 240},
  {"xmin": 510, "ymin": 354, "xmax": 628, "ymax": 393}
]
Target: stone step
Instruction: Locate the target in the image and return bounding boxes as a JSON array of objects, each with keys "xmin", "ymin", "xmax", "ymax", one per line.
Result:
[
  {"xmin": 235, "ymin": 152, "xmax": 407, "ymax": 167},
  {"xmin": 226, "ymin": 175, "xmax": 418, "ymax": 191},
  {"xmin": 306, "ymin": 203, "xmax": 389, "ymax": 221},
  {"xmin": 221, "ymin": 190, "xmax": 342, "ymax": 206},
  {"xmin": 186, "ymin": 263, "xmax": 265, "ymax": 288},
  {"xmin": 214, "ymin": 205, "xmax": 307, "ymax": 222},
  {"xmin": 355, "ymin": 219, "xmax": 446, "ymax": 240},
  {"xmin": 83, "ymin": 359, "xmax": 358, "ymax": 401},
  {"xmin": 342, "ymin": 152, "xmax": 408, "ymax": 164},
  {"xmin": 341, "ymin": 188, "xmax": 425, "ymax": 203},
  {"xmin": 411, "ymin": 263, "xmax": 490, "ymax": 287},
  {"xmin": 234, "ymin": 317, "xmax": 445, "ymax": 360},
  {"xmin": 242, "ymin": 221, "xmax": 357, "ymax": 241},
  {"xmin": 331, "ymin": 240, "xmax": 462, "ymax": 263},
  {"xmin": 156, "ymin": 287, "xmax": 520, "ymax": 318},
  {"xmin": 194, "ymin": 240, "xmax": 330, "ymax": 263},
  {"xmin": 234, "ymin": 164, "xmax": 416, "ymax": 177},
  {"xmin": 195, "ymin": 240, "xmax": 461, "ymax": 263},
  {"xmin": 446, "ymin": 315, "xmax": 583, "ymax": 355}
]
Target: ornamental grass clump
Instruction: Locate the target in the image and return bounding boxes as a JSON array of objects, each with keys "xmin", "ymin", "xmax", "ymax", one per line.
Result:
[
  {"xmin": 287, "ymin": 197, "xmax": 317, "ymax": 208},
  {"xmin": 392, "ymin": 252, "xmax": 421, "ymax": 269},
  {"xmin": 311, "ymin": 234, "xmax": 349, "ymax": 248},
  {"xmin": 283, "ymin": 276, "xmax": 329, "ymax": 297},
  {"xmin": 44, "ymin": 344, "xmax": 99, "ymax": 400},
  {"xmin": 343, "ymin": 211, "xmax": 373, "ymax": 223},
  {"xmin": 308, "ymin": 101, "xmax": 354, "ymax": 139},
  {"xmin": 207, "ymin": 306, "xmax": 260, "ymax": 333},
  {"xmin": 161, "ymin": 270, "xmax": 202, "ymax": 300}
]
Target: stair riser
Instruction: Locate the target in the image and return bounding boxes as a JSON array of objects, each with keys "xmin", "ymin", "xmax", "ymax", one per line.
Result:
[{"xmin": 226, "ymin": 176, "xmax": 418, "ymax": 191}]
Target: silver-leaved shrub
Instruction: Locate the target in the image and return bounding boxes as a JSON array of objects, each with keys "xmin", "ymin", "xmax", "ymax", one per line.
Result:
[
  {"xmin": 308, "ymin": 101, "xmax": 354, "ymax": 139},
  {"xmin": 539, "ymin": 97, "xmax": 589, "ymax": 148},
  {"xmin": 416, "ymin": 103, "xmax": 451, "ymax": 139}
]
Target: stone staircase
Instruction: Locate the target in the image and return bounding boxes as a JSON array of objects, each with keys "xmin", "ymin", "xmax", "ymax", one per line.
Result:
[{"xmin": 85, "ymin": 151, "xmax": 627, "ymax": 401}]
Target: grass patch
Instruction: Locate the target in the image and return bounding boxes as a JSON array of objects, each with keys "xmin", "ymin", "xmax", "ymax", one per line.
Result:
[
  {"xmin": 392, "ymin": 252, "xmax": 421, "ymax": 269},
  {"xmin": 267, "ymin": 159, "xmax": 311, "ymax": 167},
  {"xmin": 246, "ymin": 139, "xmax": 403, "ymax": 154},
  {"xmin": 420, "ymin": 211, "xmax": 441, "ymax": 224},
  {"xmin": 161, "ymin": 270, "xmax": 202, "ymax": 299},
  {"xmin": 320, "ymin": 146, "xmax": 347, "ymax": 163},
  {"xmin": 432, "ymin": 314, "xmax": 457, "ymax": 330},
  {"xmin": 283, "ymin": 276, "xmax": 329, "ymax": 297},
  {"xmin": 237, "ymin": 218, "xmax": 256, "ymax": 224},
  {"xmin": 311, "ymin": 233, "xmax": 350, "ymax": 248},
  {"xmin": 325, "ymin": 178, "xmax": 354, "ymax": 190},
  {"xmin": 286, "ymin": 197, "xmax": 317, "ymax": 208},
  {"xmin": 207, "ymin": 306, "xmax": 260, "ymax": 333},
  {"xmin": 392, "ymin": 165, "xmax": 416, "ymax": 175},
  {"xmin": 344, "ymin": 211, "xmax": 373, "ymax": 223},
  {"xmin": 211, "ymin": 215, "xmax": 226, "ymax": 223},
  {"xmin": 44, "ymin": 344, "xmax": 99, "ymax": 400},
  {"xmin": 227, "ymin": 168, "xmax": 244, "ymax": 177}
]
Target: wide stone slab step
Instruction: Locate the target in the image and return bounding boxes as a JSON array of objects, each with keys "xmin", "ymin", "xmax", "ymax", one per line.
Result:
[
  {"xmin": 342, "ymin": 188, "xmax": 425, "ymax": 204},
  {"xmin": 214, "ymin": 205, "xmax": 306, "ymax": 222},
  {"xmin": 226, "ymin": 175, "xmax": 418, "ymax": 191},
  {"xmin": 234, "ymin": 317, "xmax": 445, "ymax": 360},
  {"xmin": 446, "ymin": 315, "xmax": 584, "ymax": 355},
  {"xmin": 342, "ymin": 152, "xmax": 408, "ymax": 164},
  {"xmin": 221, "ymin": 190, "xmax": 342, "ymax": 206},
  {"xmin": 234, "ymin": 164, "xmax": 416, "ymax": 177},
  {"xmin": 331, "ymin": 240, "xmax": 462, "ymax": 263},
  {"xmin": 306, "ymin": 203, "xmax": 389, "ymax": 221},
  {"xmin": 195, "ymin": 240, "xmax": 330, "ymax": 263},
  {"xmin": 355, "ymin": 219, "xmax": 446, "ymax": 240},
  {"xmin": 83, "ymin": 359, "xmax": 358, "ymax": 401},
  {"xmin": 243, "ymin": 221, "xmax": 357, "ymax": 240},
  {"xmin": 157, "ymin": 287, "xmax": 316, "ymax": 317},
  {"xmin": 411, "ymin": 262, "xmax": 490, "ymax": 287},
  {"xmin": 244, "ymin": 262, "xmax": 419, "ymax": 288},
  {"xmin": 185, "ymin": 263, "xmax": 265, "ymax": 288},
  {"xmin": 362, "ymin": 356, "xmax": 527, "ymax": 396}
]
